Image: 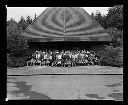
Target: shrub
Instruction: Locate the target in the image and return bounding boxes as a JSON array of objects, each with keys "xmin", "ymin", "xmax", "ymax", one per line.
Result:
[
  {"xmin": 98, "ymin": 45, "xmax": 123, "ymax": 67},
  {"xmin": 7, "ymin": 54, "xmax": 28, "ymax": 67},
  {"xmin": 7, "ymin": 33, "xmax": 29, "ymax": 67},
  {"xmin": 7, "ymin": 34, "xmax": 29, "ymax": 56},
  {"xmin": 106, "ymin": 27, "xmax": 123, "ymax": 47}
]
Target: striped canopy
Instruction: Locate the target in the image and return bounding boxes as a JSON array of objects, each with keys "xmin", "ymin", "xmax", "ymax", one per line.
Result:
[{"xmin": 21, "ymin": 7, "xmax": 112, "ymax": 42}]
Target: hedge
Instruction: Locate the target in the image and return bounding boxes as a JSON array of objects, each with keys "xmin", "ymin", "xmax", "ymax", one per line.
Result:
[
  {"xmin": 7, "ymin": 54, "xmax": 28, "ymax": 67},
  {"xmin": 98, "ymin": 46, "xmax": 123, "ymax": 67}
]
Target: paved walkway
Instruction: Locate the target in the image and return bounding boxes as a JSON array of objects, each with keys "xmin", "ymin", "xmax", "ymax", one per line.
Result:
[
  {"xmin": 7, "ymin": 74, "xmax": 123, "ymax": 100},
  {"xmin": 7, "ymin": 66, "xmax": 123, "ymax": 75}
]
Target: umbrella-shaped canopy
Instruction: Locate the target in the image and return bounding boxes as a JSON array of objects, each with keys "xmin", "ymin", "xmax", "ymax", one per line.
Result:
[{"xmin": 21, "ymin": 7, "xmax": 112, "ymax": 42}]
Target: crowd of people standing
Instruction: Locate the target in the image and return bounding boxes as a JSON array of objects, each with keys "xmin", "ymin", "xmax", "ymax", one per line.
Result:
[{"xmin": 27, "ymin": 49, "xmax": 100, "ymax": 67}]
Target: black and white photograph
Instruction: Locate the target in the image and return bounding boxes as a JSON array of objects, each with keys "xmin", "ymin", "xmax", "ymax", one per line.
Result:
[{"xmin": 7, "ymin": 6, "xmax": 123, "ymax": 100}]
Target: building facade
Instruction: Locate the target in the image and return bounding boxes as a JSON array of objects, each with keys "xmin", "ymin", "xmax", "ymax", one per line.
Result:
[{"xmin": 21, "ymin": 7, "xmax": 112, "ymax": 52}]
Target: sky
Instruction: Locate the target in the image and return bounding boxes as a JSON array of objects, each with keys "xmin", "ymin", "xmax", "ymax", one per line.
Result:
[{"xmin": 7, "ymin": 7, "xmax": 111, "ymax": 22}]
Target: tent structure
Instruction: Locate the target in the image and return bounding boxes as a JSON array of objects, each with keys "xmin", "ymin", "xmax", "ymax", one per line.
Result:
[{"xmin": 21, "ymin": 7, "xmax": 112, "ymax": 42}]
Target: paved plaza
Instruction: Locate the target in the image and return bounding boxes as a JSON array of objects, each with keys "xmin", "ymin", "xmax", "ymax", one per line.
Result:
[{"xmin": 7, "ymin": 66, "xmax": 123, "ymax": 100}]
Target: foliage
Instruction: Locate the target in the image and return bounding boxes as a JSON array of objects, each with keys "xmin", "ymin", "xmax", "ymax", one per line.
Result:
[
  {"xmin": 7, "ymin": 15, "xmax": 34, "ymax": 67},
  {"xmin": 7, "ymin": 18, "xmax": 15, "ymax": 26},
  {"xmin": 7, "ymin": 19, "xmax": 22, "ymax": 35},
  {"xmin": 106, "ymin": 5, "xmax": 123, "ymax": 30},
  {"xmin": 16, "ymin": 15, "xmax": 33, "ymax": 31},
  {"xmin": 91, "ymin": 11, "xmax": 107, "ymax": 29},
  {"xmin": 7, "ymin": 15, "xmax": 34, "ymax": 36},
  {"xmin": 98, "ymin": 46, "xmax": 123, "ymax": 67},
  {"xmin": 7, "ymin": 54, "xmax": 29, "ymax": 67},
  {"xmin": 26, "ymin": 15, "xmax": 33, "ymax": 26},
  {"xmin": 34, "ymin": 14, "xmax": 37, "ymax": 20},
  {"xmin": 18, "ymin": 16, "xmax": 28, "ymax": 30},
  {"xmin": 92, "ymin": 5, "xmax": 123, "ymax": 30},
  {"xmin": 7, "ymin": 34, "xmax": 29, "ymax": 56},
  {"xmin": 107, "ymin": 27, "xmax": 123, "ymax": 47}
]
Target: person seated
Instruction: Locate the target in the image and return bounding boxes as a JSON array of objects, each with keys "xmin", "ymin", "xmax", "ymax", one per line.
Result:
[
  {"xmin": 35, "ymin": 59, "xmax": 42, "ymax": 66},
  {"xmin": 43, "ymin": 53, "xmax": 48, "ymax": 62},
  {"xmin": 64, "ymin": 59, "xmax": 71, "ymax": 67},
  {"xmin": 54, "ymin": 53, "xmax": 62, "ymax": 67},
  {"xmin": 49, "ymin": 55, "xmax": 53, "ymax": 66},
  {"xmin": 83, "ymin": 59, "xmax": 88, "ymax": 66},
  {"xmin": 27, "ymin": 58, "xmax": 36, "ymax": 66},
  {"xmin": 45, "ymin": 59, "xmax": 50, "ymax": 66},
  {"xmin": 94, "ymin": 57, "xmax": 99, "ymax": 65}
]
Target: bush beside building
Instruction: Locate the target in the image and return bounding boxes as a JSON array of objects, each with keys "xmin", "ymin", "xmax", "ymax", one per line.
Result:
[
  {"xmin": 98, "ymin": 46, "xmax": 123, "ymax": 67},
  {"xmin": 7, "ymin": 34, "xmax": 29, "ymax": 67}
]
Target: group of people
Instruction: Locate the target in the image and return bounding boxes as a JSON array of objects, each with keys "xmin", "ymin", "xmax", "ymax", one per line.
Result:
[{"xmin": 27, "ymin": 49, "xmax": 100, "ymax": 67}]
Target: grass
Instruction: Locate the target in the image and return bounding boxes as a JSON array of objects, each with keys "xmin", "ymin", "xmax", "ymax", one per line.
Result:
[{"xmin": 7, "ymin": 65, "xmax": 123, "ymax": 75}]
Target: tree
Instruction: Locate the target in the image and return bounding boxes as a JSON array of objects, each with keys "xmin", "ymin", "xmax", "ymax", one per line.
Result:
[
  {"xmin": 91, "ymin": 5, "xmax": 123, "ymax": 30},
  {"xmin": 107, "ymin": 27, "xmax": 123, "ymax": 47},
  {"xmin": 7, "ymin": 19, "xmax": 22, "ymax": 36},
  {"xmin": 18, "ymin": 16, "xmax": 28, "ymax": 30},
  {"xmin": 7, "ymin": 18, "xmax": 15, "ymax": 26},
  {"xmin": 34, "ymin": 13, "xmax": 37, "ymax": 21},
  {"xmin": 98, "ymin": 45, "xmax": 123, "ymax": 67},
  {"xmin": 26, "ymin": 15, "xmax": 33, "ymax": 26},
  {"xmin": 7, "ymin": 34, "xmax": 29, "ymax": 56},
  {"xmin": 92, "ymin": 11, "xmax": 107, "ymax": 29},
  {"xmin": 106, "ymin": 5, "xmax": 123, "ymax": 30},
  {"xmin": 94, "ymin": 11, "xmax": 104, "ymax": 25},
  {"xmin": 93, "ymin": 11, "xmax": 106, "ymax": 29},
  {"xmin": 91, "ymin": 13, "xmax": 94, "ymax": 18}
]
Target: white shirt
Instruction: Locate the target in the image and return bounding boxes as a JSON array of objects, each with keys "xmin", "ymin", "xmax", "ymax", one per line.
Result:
[
  {"xmin": 36, "ymin": 53, "xmax": 40, "ymax": 59},
  {"xmin": 44, "ymin": 54, "xmax": 47, "ymax": 59},
  {"xmin": 49, "ymin": 56, "xmax": 52, "ymax": 60},
  {"xmin": 57, "ymin": 54, "xmax": 62, "ymax": 59}
]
